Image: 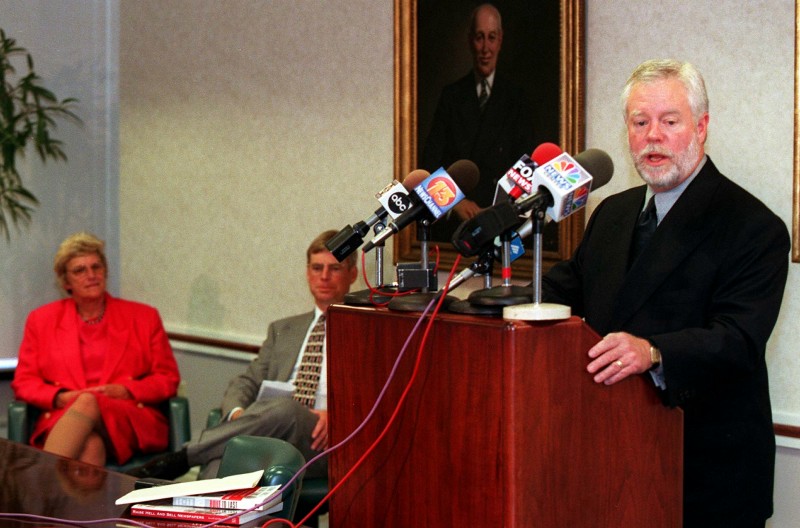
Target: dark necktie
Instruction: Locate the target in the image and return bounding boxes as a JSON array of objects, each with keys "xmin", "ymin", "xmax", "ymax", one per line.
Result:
[
  {"xmin": 293, "ymin": 315, "xmax": 326, "ymax": 408},
  {"xmin": 629, "ymin": 196, "xmax": 657, "ymax": 266},
  {"xmin": 478, "ymin": 79, "xmax": 489, "ymax": 111}
]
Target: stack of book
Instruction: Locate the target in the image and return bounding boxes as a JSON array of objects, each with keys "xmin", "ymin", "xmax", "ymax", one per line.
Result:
[{"xmin": 128, "ymin": 485, "xmax": 283, "ymax": 526}]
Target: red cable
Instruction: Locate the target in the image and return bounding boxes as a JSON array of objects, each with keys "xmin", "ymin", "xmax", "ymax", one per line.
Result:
[{"xmin": 283, "ymin": 254, "xmax": 463, "ymax": 528}]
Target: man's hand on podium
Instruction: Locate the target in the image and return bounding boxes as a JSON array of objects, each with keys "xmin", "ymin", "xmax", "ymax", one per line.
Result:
[{"xmin": 586, "ymin": 332, "xmax": 653, "ymax": 385}]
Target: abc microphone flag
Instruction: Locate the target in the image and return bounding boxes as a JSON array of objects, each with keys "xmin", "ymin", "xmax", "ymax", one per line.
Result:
[{"xmin": 362, "ymin": 161, "xmax": 476, "ymax": 252}]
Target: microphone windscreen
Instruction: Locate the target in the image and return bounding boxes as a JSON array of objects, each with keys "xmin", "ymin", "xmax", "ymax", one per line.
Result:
[
  {"xmin": 402, "ymin": 169, "xmax": 431, "ymax": 190},
  {"xmin": 532, "ymin": 142, "xmax": 563, "ymax": 166},
  {"xmin": 446, "ymin": 159, "xmax": 480, "ymax": 192},
  {"xmin": 574, "ymin": 148, "xmax": 614, "ymax": 190}
]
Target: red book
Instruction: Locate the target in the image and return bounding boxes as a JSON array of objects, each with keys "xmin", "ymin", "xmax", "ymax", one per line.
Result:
[
  {"xmin": 172, "ymin": 484, "xmax": 281, "ymax": 511},
  {"xmin": 129, "ymin": 499, "xmax": 281, "ymax": 526},
  {"xmin": 119, "ymin": 518, "xmax": 270, "ymax": 528}
]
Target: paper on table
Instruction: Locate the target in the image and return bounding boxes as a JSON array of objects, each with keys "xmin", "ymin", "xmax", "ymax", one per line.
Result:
[
  {"xmin": 116, "ymin": 470, "xmax": 264, "ymax": 505},
  {"xmin": 257, "ymin": 380, "xmax": 295, "ymax": 401}
]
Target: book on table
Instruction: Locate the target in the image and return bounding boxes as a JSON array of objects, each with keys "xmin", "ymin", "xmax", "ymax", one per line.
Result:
[
  {"xmin": 171, "ymin": 484, "xmax": 282, "ymax": 511},
  {"xmin": 117, "ymin": 469, "xmax": 264, "ymax": 506},
  {"xmin": 129, "ymin": 498, "xmax": 282, "ymax": 526}
]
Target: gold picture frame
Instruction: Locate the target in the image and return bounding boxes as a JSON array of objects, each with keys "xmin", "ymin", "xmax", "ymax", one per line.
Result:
[{"xmin": 393, "ymin": 0, "xmax": 586, "ymax": 273}]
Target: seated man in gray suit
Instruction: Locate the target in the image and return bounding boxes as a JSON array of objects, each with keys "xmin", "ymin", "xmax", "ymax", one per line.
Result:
[{"xmin": 128, "ymin": 229, "xmax": 358, "ymax": 480}]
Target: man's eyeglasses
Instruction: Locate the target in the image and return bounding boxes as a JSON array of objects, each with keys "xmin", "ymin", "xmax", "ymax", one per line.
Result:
[
  {"xmin": 307, "ymin": 263, "xmax": 349, "ymax": 275},
  {"xmin": 67, "ymin": 263, "xmax": 105, "ymax": 277}
]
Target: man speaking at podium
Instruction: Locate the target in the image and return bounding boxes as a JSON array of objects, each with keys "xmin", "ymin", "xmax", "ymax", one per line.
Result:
[
  {"xmin": 542, "ymin": 59, "xmax": 789, "ymax": 528},
  {"xmin": 129, "ymin": 230, "xmax": 358, "ymax": 481}
]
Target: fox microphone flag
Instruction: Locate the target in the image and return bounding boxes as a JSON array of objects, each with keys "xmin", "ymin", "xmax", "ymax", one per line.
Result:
[{"xmin": 496, "ymin": 142, "xmax": 563, "ymax": 201}]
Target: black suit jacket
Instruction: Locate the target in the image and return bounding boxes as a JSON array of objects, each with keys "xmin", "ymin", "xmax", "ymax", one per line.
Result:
[
  {"xmin": 543, "ymin": 158, "xmax": 789, "ymax": 527},
  {"xmin": 421, "ymin": 71, "xmax": 534, "ymax": 240}
]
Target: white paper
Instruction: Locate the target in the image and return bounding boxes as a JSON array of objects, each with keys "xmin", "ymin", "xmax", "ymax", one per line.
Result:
[
  {"xmin": 116, "ymin": 470, "xmax": 264, "ymax": 505},
  {"xmin": 257, "ymin": 380, "xmax": 295, "ymax": 401}
]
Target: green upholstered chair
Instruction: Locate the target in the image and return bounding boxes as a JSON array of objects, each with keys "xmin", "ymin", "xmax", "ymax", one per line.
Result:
[
  {"xmin": 216, "ymin": 435, "xmax": 305, "ymax": 522},
  {"xmin": 205, "ymin": 407, "xmax": 329, "ymax": 527},
  {"xmin": 6, "ymin": 396, "xmax": 191, "ymax": 473}
]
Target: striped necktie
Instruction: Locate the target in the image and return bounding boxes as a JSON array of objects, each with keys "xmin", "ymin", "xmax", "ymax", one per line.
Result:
[
  {"xmin": 478, "ymin": 78, "xmax": 489, "ymax": 110},
  {"xmin": 293, "ymin": 315, "xmax": 326, "ymax": 408}
]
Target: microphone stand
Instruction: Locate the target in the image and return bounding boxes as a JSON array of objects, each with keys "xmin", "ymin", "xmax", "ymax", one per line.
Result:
[
  {"xmin": 503, "ymin": 207, "xmax": 570, "ymax": 321},
  {"xmin": 388, "ymin": 219, "xmax": 457, "ymax": 312},
  {"xmin": 343, "ymin": 222, "xmax": 397, "ymax": 306},
  {"xmin": 464, "ymin": 229, "xmax": 532, "ymax": 308},
  {"xmin": 447, "ymin": 248, "xmax": 506, "ymax": 315}
]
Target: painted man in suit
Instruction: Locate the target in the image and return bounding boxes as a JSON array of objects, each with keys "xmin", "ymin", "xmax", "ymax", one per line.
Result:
[
  {"xmin": 129, "ymin": 230, "xmax": 358, "ymax": 480},
  {"xmin": 542, "ymin": 59, "xmax": 789, "ymax": 528},
  {"xmin": 421, "ymin": 3, "xmax": 534, "ymax": 241}
]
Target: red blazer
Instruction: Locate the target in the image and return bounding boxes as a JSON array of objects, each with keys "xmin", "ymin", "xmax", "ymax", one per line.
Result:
[{"xmin": 12, "ymin": 293, "xmax": 181, "ymax": 464}]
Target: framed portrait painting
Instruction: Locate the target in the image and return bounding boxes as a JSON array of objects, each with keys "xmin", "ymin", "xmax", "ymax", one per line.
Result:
[{"xmin": 394, "ymin": 0, "xmax": 585, "ymax": 275}]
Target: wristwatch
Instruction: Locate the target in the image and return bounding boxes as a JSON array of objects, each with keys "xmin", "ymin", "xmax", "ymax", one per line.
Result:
[{"xmin": 649, "ymin": 344, "xmax": 662, "ymax": 370}]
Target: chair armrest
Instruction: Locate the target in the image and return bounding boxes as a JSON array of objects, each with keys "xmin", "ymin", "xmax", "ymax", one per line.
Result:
[
  {"xmin": 9, "ymin": 398, "xmax": 190, "ymax": 447},
  {"xmin": 206, "ymin": 407, "xmax": 223, "ymax": 429},
  {"xmin": 167, "ymin": 396, "xmax": 191, "ymax": 451},
  {"xmin": 7, "ymin": 400, "xmax": 29, "ymax": 442},
  {"xmin": 217, "ymin": 435, "xmax": 306, "ymax": 521},
  {"xmin": 263, "ymin": 464, "xmax": 303, "ymax": 490}
]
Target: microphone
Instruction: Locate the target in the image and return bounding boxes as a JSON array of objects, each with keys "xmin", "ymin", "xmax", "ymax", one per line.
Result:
[
  {"xmin": 495, "ymin": 142, "xmax": 564, "ymax": 202},
  {"xmin": 515, "ymin": 148, "xmax": 614, "ymax": 221},
  {"xmin": 362, "ymin": 160, "xmax": 479, "ymax": 252},
  {"xmin": 451, "ymin": 148, "xmax": 614, "ymax": 257},
  {"xmin": 374, "ymin": 169, "xmax": 431, "ymax": 222},
  {"xmin": 326, "ymin": 169, "xmax": 431, "ymax": 261}
]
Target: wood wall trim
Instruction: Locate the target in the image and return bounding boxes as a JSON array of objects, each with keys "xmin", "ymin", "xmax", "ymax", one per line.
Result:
[
  {"xmin": 167, "ymin": 332, "xmax": 260, "ymax": 354},
  {"xmin": 774, "ymin": 423, "xmax": 800, "ymax": 440}
]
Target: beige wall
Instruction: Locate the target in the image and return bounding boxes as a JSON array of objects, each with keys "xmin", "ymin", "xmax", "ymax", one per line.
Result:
[
  {"xmin": 2, "ymin": 0, "xmax": 792, "ymax": 524},
  {"xmin": 120, "ymin": 0, "xmax": 800, "ymax": 429},
  {"xmin": 120, "ymin": 0, "xmax": 393, "ymax": 344},
  {"xmin": 0, "ymin": 0, "xmax": 120, "ymax": 359},
  {"xmin": 584, "ymin": 4, "xmax": 800, "ymax": 525},
  {"xmin": 584, "ymin": 0, "xmax": 800, "ymax": 433},
  {"xmin": 122, "ymin": 3, "xmax": 800, "ymax": 523}
]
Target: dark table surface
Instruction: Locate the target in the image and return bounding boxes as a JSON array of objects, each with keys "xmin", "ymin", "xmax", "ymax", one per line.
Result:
[{"xmin": 0, "ymin": 438, "xmax": 286, "ymax": 528}]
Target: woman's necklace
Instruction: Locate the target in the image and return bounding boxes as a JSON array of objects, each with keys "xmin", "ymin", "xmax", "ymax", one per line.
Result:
[{"xmin": 80, "ymin": 303, "xmax": 106, "ymax": 325}]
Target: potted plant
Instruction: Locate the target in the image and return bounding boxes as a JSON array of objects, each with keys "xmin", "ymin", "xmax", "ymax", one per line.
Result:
[{"xmin": 0, "ymin": 28, "xmax": 81, "ymax": 240}]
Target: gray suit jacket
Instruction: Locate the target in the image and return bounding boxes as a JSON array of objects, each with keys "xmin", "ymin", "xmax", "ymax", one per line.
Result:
[
  {"xmin": 189, "ymin": 311, "xmax": 325, "ymax": 479},
  {"xmin": 220, "ymin": 311, "xmax": 314, "ymax": 417}
]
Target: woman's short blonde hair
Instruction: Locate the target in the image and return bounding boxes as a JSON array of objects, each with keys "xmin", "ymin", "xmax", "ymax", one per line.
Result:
[{"xmin": 53, "ymin": 232, "xmax": 108, "ymax": 293}]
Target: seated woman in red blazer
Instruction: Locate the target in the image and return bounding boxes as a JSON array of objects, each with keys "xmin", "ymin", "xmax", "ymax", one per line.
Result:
[{"xmin": 12, "ymin": 232, "xmax": 181, "ymax": 466}]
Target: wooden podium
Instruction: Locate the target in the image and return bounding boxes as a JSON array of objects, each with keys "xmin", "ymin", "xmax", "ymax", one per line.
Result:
[{"xmin": 327, "ymin": 305, "xmax": 683, "ymax": 527}]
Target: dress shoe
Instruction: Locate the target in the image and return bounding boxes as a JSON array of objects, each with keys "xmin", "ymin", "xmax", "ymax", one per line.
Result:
[{"xmin": 126, "ymin": 448, "xmax": 190, "ymax": 480}]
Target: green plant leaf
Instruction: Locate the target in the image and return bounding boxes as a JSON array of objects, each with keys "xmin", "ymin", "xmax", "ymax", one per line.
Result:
[{"xmin": 0, "ymin": 29, "xmax": 82, "ymax": 239}]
